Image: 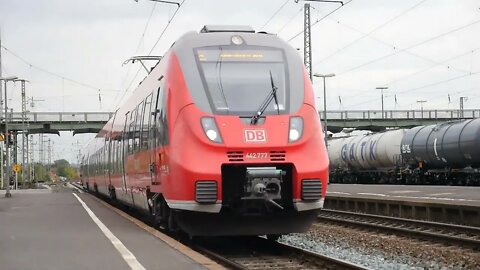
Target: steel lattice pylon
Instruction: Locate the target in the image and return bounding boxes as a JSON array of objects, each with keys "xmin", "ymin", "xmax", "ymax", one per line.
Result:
[{"xmin": 304, "ymin": 3, "xmax": 312, "ymax": 81}]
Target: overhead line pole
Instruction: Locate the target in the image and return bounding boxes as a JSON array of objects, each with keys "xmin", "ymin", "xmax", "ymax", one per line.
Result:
[
  {"xmin": 295, "ymin": 0, "xmax": 343, "ymax": 81},
  {"xmin": 376, "ymin": 86, "xmax": 388, "ymax": 118},
  {"xmin": 0, "ymin": 29, "xmax": 3, "ymax": 190},
  {"xmin": 304, "ymin": 2, "xmax": 312, "ymax": 81},
  {"xmin": 1, "ymin": 76, "xmax": 19, "ymax": 197}
]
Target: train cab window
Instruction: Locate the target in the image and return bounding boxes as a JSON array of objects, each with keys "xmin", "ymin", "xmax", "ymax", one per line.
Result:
[{"xmin": 195, "ymin": 47, "xmax": 288, "ymax": 115}]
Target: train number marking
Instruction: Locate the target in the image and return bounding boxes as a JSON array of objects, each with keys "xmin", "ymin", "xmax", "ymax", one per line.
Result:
[
  {"xmin": 245, "ymin": 152, "xmax": 268, "ymax": 159},
  {"xmin": 244, "ymin": 129, "xmax": 267, "ymax": 143}
]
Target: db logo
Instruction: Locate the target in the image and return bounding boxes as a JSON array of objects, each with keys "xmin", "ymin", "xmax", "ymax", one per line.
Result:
[{"xmin": 244, "ymin": 129, "xmax": 267, "ymax": 143}]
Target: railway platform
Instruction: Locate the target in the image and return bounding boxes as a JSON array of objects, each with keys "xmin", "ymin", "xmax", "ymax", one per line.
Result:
[
  {"xmin": 0, "ymin": 185, "xmax": 222, "ymax": 270},
  {"xmin": 325, "ymin": 184, "xmax": 480, "ymax": 227}
]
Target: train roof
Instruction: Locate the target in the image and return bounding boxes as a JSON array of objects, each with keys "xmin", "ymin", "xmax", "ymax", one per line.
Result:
[{"xmin": 83, "ymin": 25, "xmax": 303, "ymax": 158}]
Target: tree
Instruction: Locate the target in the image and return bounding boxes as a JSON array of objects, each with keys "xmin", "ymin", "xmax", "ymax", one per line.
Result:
[
  {"xmin": 34, "ymin": 163, "xmax": 51, "ymax": 182},
  {"xmin": 64, "ymin": 167, "xmax": 79, "ymax": 180},
  {"xmin": 54, "ymin": 159, "xmax": 70, "ymax": 177}
]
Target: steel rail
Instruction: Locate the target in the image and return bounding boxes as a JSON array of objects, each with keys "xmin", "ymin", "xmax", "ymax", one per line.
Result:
[
  {"xmin": 73, "ymin": 183, "xmax": 368, "ymax": 269},
  {"xmin": 193, "ymin": 236, "xmax": 368, "ymax": 270},
  {"xmin": 318, "ymin": 209, "xmax": 480, "ymax": 248}
]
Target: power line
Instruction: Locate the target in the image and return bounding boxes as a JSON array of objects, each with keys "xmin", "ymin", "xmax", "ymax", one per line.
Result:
[
  {"xmin": 287, "ymin": 0, "xmax": 353, "ymax": 42},
  {"xmin": 386, "ymin": 47, "xmax": 479, "ymax": 85},
  {"xmin": 148, "ymin": 0, "xmax": 185, "ymax": 55},
  {"xmin": 277, "ymin": 7, "xmax": 304, "ymax": 34},
  {"xmin": 320, "ymin": 47, "xmax": 480, "ymax": 104},
  {"xmin": 259, "ymin": 0, "xmax": 291, "ymax": 30},
  {"xmin": 1, "ymin": 45, "xmax": 114, "ymax": 92},
  {"xmin": 313, "ymin": 0, "xmax": 426, "ymax": 66},
  {"xmin": 348, "ymin": 72, "xmax": 480, "ymax": 108},
  {"xmin": 109, "ymin": 0, "xmax": 186, "ymax": 110},
  {"xmin": 313, "ymin": 18, "xmax": 474, "ymax": 77},
  {"xmin": 136, "ymin": 3, "xmax": 158, "ymax": 53},
  {"xmin": 336, "ymin": 18, "xmax": 480, "ymax": 76},
  {"xmin": 404, "ymin": 86, "xmax": 480, "ymax": 108},
  {"xmin": 111, "ymin": 3, "xmax": 158, "ymax": 110}
]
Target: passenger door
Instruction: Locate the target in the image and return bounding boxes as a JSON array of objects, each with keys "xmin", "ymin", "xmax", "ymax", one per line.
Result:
[{"xmin": 150, "ymin": 79, "xmax": 165, "ymax": 186}]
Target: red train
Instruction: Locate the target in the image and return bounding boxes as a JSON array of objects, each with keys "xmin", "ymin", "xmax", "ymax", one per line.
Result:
[{"xmin": 81, "ymin": 25, "xmax": 329, "ymax": 237}]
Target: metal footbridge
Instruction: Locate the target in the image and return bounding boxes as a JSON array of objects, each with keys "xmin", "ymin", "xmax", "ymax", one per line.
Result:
[
  {"xmin": 1, "ymin": 111, "xmax": 114, "ymax": 135},
  {"xmin": 325, "ymin": 109, "xmax": 480, "ymax": 132},
  {"xmin": 0, "ymin": 109, "xmax": 478, "ymax": 134}
]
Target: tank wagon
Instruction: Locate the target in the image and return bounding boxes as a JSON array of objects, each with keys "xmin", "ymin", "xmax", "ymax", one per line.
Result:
[
  {"xmin": 80, "ymin": 25, "xmax": 329, "ymax": 237},
  {"xmin": 329, "ymin": 119, "xmax": 480, "ymax": 185}
]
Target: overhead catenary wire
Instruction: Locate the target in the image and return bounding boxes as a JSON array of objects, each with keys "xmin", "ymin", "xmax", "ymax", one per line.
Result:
[
  {"xmin": 314, "ymin": 0, "xmax": 427, "ymax": 66},
  {"xmin": 277, "ymin": 7, "xmax": 304, "ymax": 34},
  {"xmin": 404, "ymin": 86, "xmax": 480, "ymax": 108},
  {"xmin": 109, "ymin": 0, "xmax": 186, "ymax": 111},
  {"xmin": 386, "ymin": 47, "xmax": 480, "ymax": 85},
  {"xmin": 147, "ymin": 0, "xmax": 185, "ymax": 55},
  {"xmin": 312, "ymin": 18, "xmax": 475, "ymax": 79},
  {"xmin": 336, "ymin": 18, "xmax": 480, "ymax": 76},
  {"xmin": 1, "ymin": 45, "xmax": 114, "ymax": 92},
  {"xmin": 259, "ymin": 0, "xmax": 291, "ymax": 31},
  {"xmin": 348, "ymin": 71, "xmax": 480, "ymax": 108},
  {"xmin": 110, "ymin": 2, "xmax": 158, "ymax": 110},
  {"xmin": 287, "ymin": 0, "xmax": 353, "ymax": 42}
]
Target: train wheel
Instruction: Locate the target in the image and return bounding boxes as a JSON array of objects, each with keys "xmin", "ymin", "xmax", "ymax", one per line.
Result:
[
  {"xmin": 167, "ymin": 210, "xmax": 179, "ymax": 232},
  {"xmin": 109, "ymin": 187, "xmax": 116, "ymax": 201}
]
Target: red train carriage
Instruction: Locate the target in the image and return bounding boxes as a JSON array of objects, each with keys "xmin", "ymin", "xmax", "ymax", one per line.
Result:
[{"xmin": 81, "ymin": 25, "xmax": 329, "ymax": 237}]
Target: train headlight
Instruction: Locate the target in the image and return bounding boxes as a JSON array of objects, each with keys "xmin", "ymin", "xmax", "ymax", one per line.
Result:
[
  {"xmin": 201, "ymin": 117, "xmax": 223, "ymax": 143},
  {"xmin": 289, "ymin": 116, "xmax": 303, "ymax": 143}
]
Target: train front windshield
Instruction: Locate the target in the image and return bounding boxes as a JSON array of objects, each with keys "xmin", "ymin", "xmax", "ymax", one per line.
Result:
[{"xmin": 195, "ymin": 47, "xmax": 289, "ymax": 115}]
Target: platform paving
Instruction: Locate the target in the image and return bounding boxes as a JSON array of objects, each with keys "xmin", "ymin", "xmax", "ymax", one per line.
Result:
[
  {"xmin": 0, "ymin": 186, "xmax": 209, "ymax": 270},
  {"xmin": 327, "ymin": 184, "xmax": 480, "ymax": 207}
]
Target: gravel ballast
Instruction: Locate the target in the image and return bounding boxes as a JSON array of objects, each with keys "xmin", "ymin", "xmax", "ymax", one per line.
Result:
[{"xmin": 280, "ymin": 222, "xmax": 480, "ymax": 269}]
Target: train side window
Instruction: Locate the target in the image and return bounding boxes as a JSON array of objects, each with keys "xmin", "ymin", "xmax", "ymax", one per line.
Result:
[
  {"xmin": 123, "ymin": 111, "xmax": 130, "ymax": 158},
  {"xmin": 142, "ymin": 94, "xmax": 152, "ymax": 150},
  {"xmin": 129, "ymin": 107, "xmax": 138, "ymax": 155},
  {"xmin": 110, "ymin": 140, "xmax": 115, "ymax": 174},
  {"xmin": 135, "ymin": 101, "xmax": 145, "ymax": 152}
]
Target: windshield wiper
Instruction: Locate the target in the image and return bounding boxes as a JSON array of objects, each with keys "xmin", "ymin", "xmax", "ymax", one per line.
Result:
[{"xmin": 250, "ymin": 70, "xmax": 280, "ymax": 125}]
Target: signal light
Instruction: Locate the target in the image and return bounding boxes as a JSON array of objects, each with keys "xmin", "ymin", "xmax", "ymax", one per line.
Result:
[{"xmin": 3, "ymin": 133, "xmax": 13, "ymax": 145}]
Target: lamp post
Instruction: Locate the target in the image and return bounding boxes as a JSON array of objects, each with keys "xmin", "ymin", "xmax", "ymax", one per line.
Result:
[
  {"xmin": 0, "ymin": 76, "xmax": 18, "ymax": 198},
  {"xmin": 417, "ymin": 100, "xmax": 427, "ymax": 118},
  {"xmin": 314, "ymin": 73, "xmax": 335, "ymax": 148},
  {"xmin": 459, "ymin": 96, "xmax": 468, "ymax": 118},
  {"xmin": 376, "ymin": 86, "xmax": 388, "ymax": 118}
]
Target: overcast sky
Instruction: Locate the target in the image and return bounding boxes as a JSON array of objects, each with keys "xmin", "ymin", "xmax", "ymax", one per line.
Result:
[{"xmin": 0, "ymin": 0, "xmax": 479, "ymax": 163}]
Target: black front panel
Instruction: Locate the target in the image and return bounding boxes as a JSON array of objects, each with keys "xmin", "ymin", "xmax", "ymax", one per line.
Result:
[{"xmin": 221, "ymin": 164, "xmax": 294, "ymax": 215}]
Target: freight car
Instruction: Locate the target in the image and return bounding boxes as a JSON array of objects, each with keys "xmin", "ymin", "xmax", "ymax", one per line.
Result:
[
  {"xmin": 80, "ymin": 25, "xmax": 329, "ymax": 237},
  {"xmin": 329, "ymin": 119, "xmax": 480, "ymax": 185}
]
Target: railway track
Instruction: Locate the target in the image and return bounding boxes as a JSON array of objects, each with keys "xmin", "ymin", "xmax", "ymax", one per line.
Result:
[
  {"xmin": 192, "ymin": 236, "xmax": 368, "ymax": 270},
  {"xmin": 318, "ymin": 209, "xmax": 480, "ymax": 249},
  {"xmin": 72, "ymin": 183, "xmax": 367, "ymax": 269}
]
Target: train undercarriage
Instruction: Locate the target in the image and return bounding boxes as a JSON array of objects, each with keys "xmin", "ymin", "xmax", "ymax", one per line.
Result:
[{"xmin": 330, "ymin": 167, "xmax": 480, "ymax": 186}]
